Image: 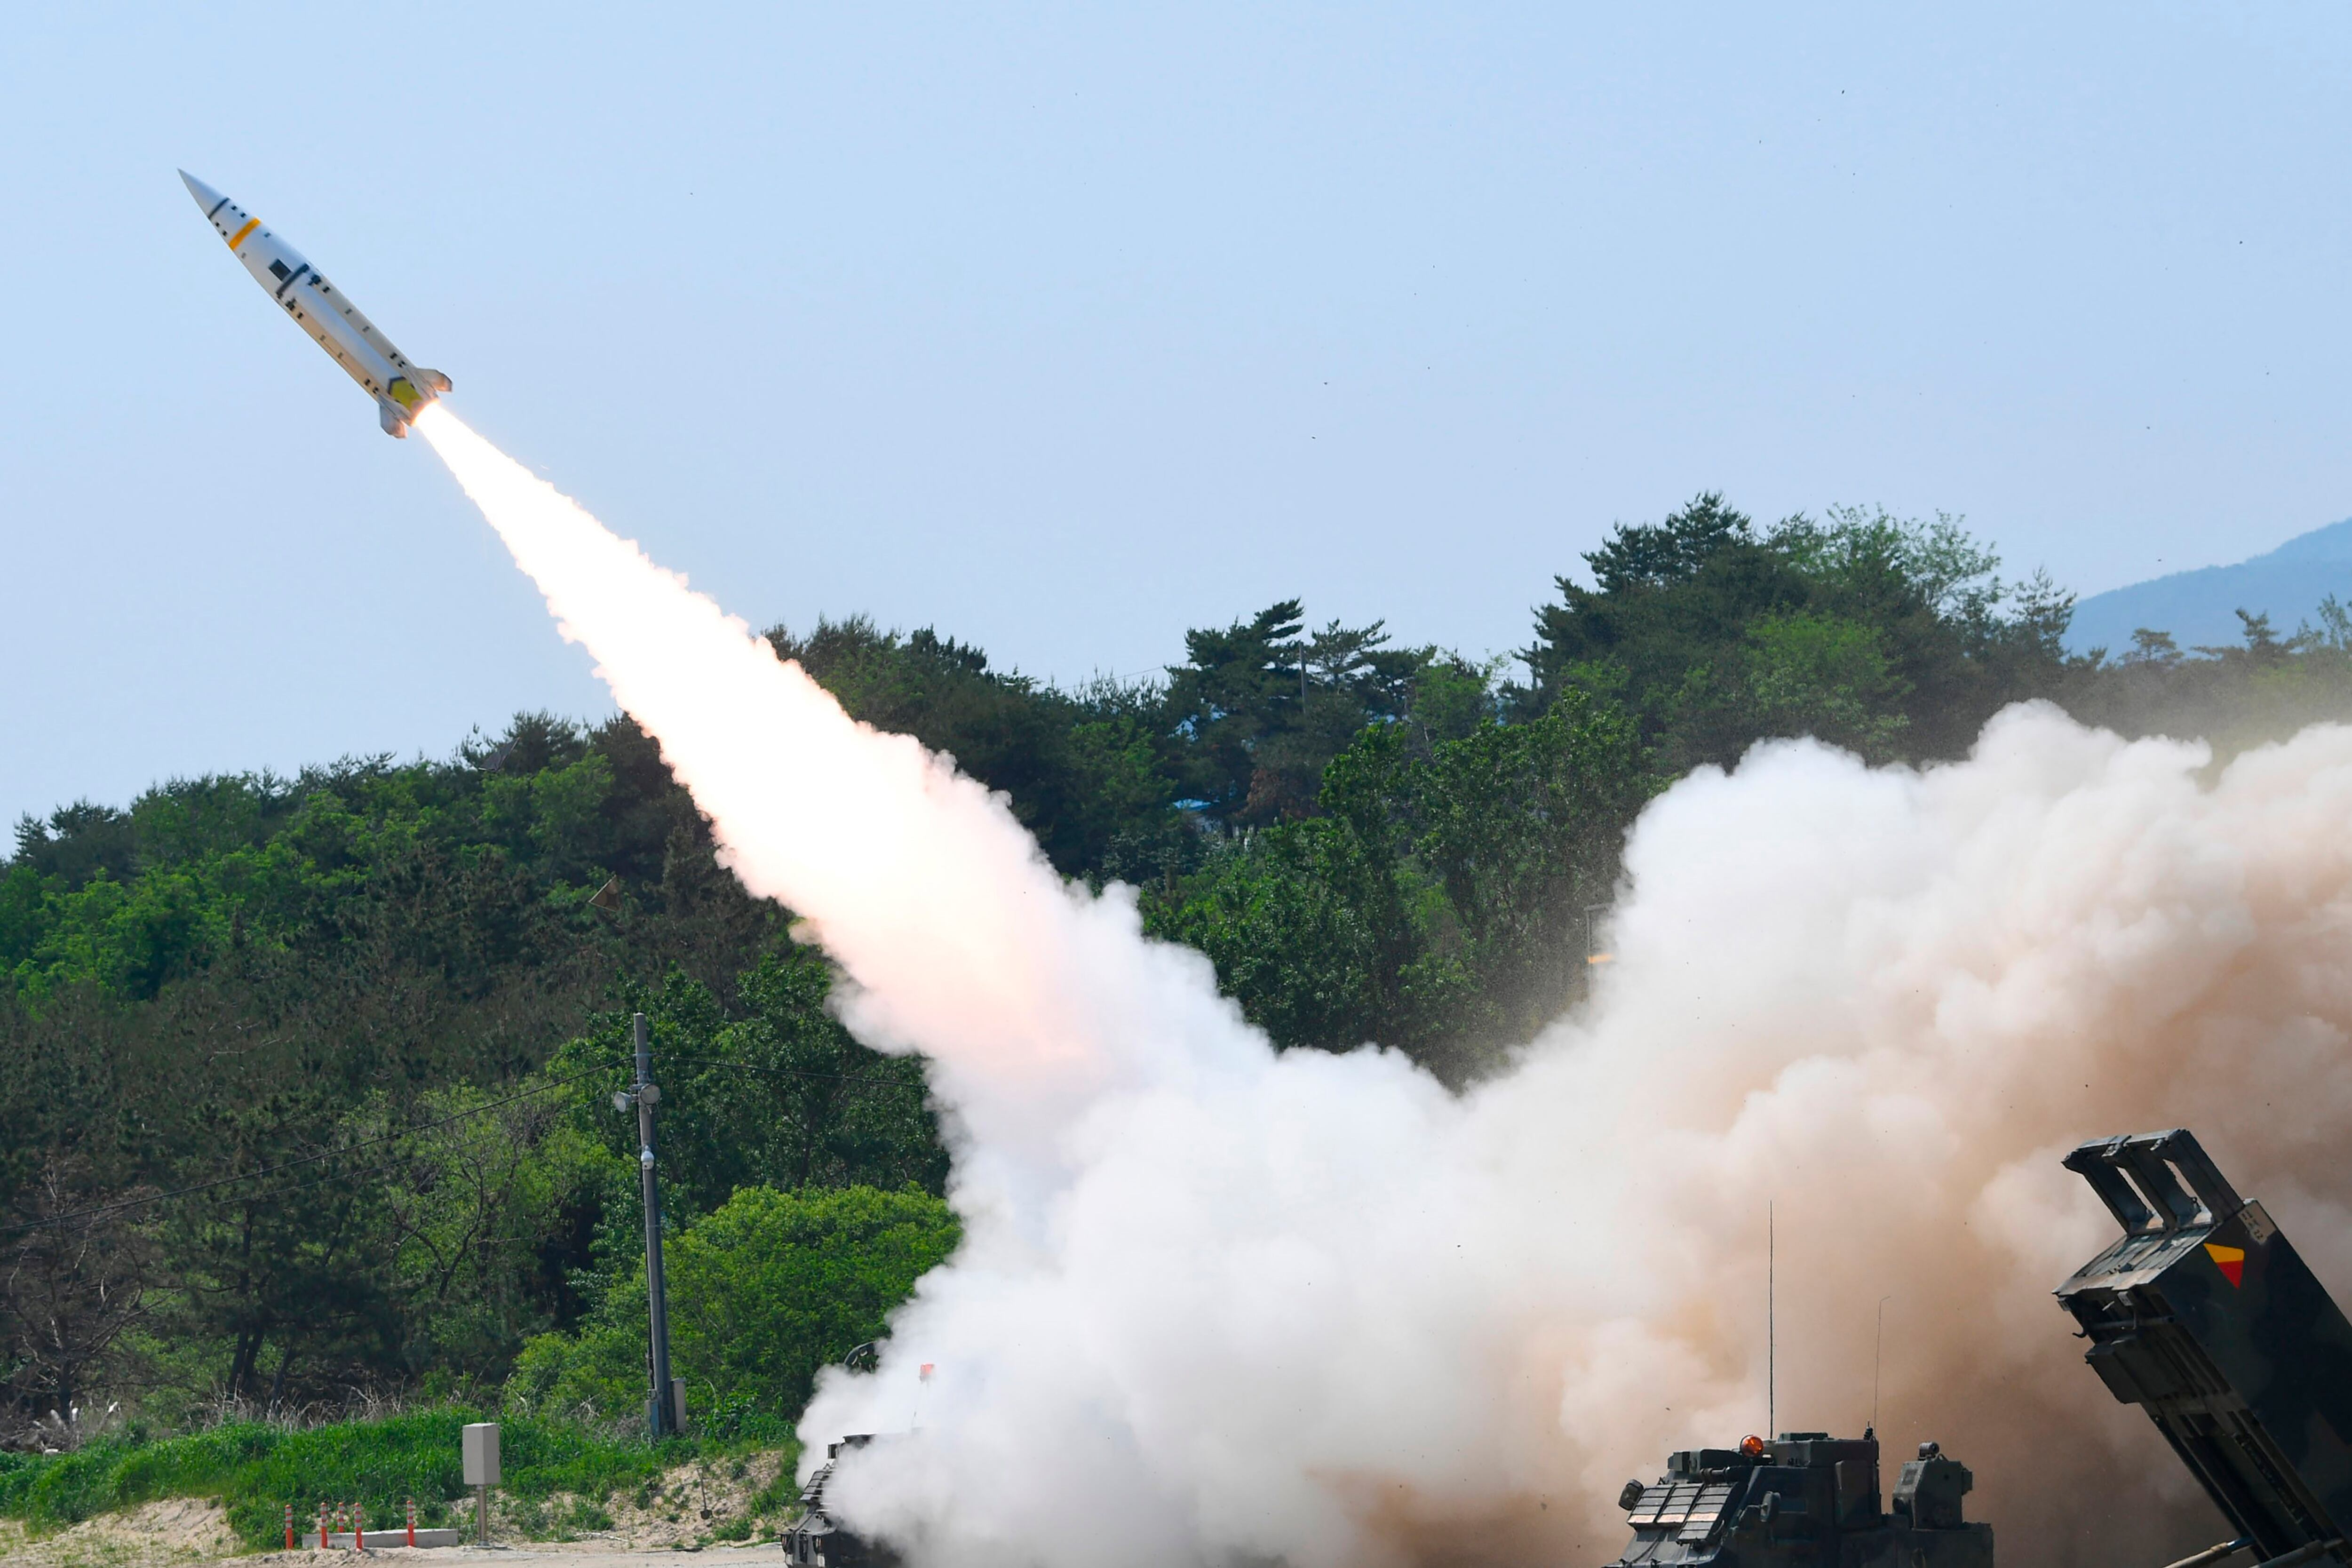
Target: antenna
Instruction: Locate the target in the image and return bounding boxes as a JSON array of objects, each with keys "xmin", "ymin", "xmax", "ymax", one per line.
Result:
[
  {"xmin": 1872, "ymin": 1295, "xmax": 1892, "ymax": 1437},
  {"xmin": 1767, "ymin": 1200, "xmax": 1776, "ymax": 1440}
]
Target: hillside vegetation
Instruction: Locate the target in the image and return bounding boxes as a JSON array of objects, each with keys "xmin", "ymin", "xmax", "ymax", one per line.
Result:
[
  {"xmin": 9, "ymin": 493, "xmax": 2352, "ymax": 1452},
  {"xmin": 0, "ymin": 1408, "xmax": 678, "ymax": 1548}
]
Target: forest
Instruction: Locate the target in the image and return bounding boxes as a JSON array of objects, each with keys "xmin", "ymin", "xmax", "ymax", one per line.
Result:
[{"xmin": 10, "ymin": 494, "xmax": 2352, "ymax": 1454}]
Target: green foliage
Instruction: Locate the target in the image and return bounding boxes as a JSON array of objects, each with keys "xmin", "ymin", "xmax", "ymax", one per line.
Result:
[
  {"xmin": 3, "ymin": 721, "xmax": 697, "ymax": 1007},
  {"xmin": 1160, "ymin": 600, "xmax": 1452, "ymax": 825},
  {"xmin": 0, "ymin": 709, "xmax": 806, "ymax": 1422},
  {"xmin": 19, "ymin": 490, "xmax": 2352, "ymax": 1465},
  {"xmin": 370, "ymin": 1082, "xmax": 619, "ymax": 1377},
  {"xmin": 1153, "ymin": 693, "xmax": 1655, "ymax": 1075},
  {"xmin": 509, "ymin": 1184, "xmax": 957, "ymax": 1431},
  {"xmin": 668, "ymin": 1186, "xmax": 956, "ymax": 1420},
  {"xmin": 140, "ymin": 1067, "xmax": 623, "ymax": 1428},
  {"xmin": 550, "ymin": 953, "xmax": 947, "ymax": 1228},
  {"xmin": 2069, "ymin": 594, "xmax": 2352, "ymax": 758},
  {"xmin": 771, "ymin": 620, "xmax": 1185, "ymax": 877},
  {"xmin": 0, "ymin": 1409, "xmax": 662, "ymax": 1548},
  {"xmin": 1695, "ymin": 609, "xmax": 1913, "ymax": 764},
  {"xmin": 1520, "ymin": 493, "xmax": 2076, "ymax": 769},
  {"xmin": 508, "ymin": 1300, "xmax": 651, "ymax": 1433},
  {"xmin": 1154, "ymin": 805, "xmax": 1431, "ymax": 1058}
]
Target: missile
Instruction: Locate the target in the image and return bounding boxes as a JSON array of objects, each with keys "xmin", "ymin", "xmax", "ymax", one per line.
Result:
[{"xmin": 179, "ymin": 172, "xmax": 450, "ymax": 438}]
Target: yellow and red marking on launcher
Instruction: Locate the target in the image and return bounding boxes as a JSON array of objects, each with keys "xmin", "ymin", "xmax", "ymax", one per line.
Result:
[{"xmin": 2204, "ymin": 1242, "xmax": 2247, "ymax": 1287}]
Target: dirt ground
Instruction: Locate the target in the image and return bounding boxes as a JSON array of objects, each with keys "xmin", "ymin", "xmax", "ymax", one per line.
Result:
[
  {"xmin": 0, "ymin": 1455, "xmax": 798, "ymax": 1568},
  {"xmin": 0, "ymin": 1497, "xmax": 240, "ymax": 1568}
]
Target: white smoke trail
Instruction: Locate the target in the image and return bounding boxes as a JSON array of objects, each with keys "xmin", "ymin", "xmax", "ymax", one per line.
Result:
[{"xmin": 418, "ymin": 403, "xmax": 2352, "ymax": 1568}]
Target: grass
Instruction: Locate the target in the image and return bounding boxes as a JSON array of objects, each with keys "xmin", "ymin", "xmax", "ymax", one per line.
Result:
[{"xmin": 0, "ymin": 1408, "xmax": 679, "ymax": 1550}]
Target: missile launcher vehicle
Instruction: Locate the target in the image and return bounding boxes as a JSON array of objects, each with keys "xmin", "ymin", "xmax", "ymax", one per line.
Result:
[
  {"xmin": 793, "ymin": 1129, "xmax": 2344, "ymax": 1568},
  {"xmin": 1606, "ymin": 1127, "xmax": 2352, "ymax": 1568},
  {"xmin": 785, "ymin": 1434, "xmax": 896, "ymax": 1568},
  {"xmin": 1604, "ymin": 1430, "xmax": 1993, "ymax": 1568},
  {"xmin": 2057, "ymin": 1129, "xmax": 2352, "ymax": 1568}
]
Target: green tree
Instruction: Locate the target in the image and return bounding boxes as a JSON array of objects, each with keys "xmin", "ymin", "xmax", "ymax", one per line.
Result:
[
  {"xmin": 771, "ymin": 620, "xmax": 1183, "ymax": 877},
  {"xmin": 1669, "ymin": 610, "xmax": 1912, "ymax": 765},
  {"xmin": 666, "ymin": 1185, "xmax": 957, "ymax": 1421},
  {"xmin": 369, "ymin": 1081, "xmax": 614, "ymax": 1385},
  {"xmin": 1520, "ymin": 493, "xmax": 2074, "ymax": 768},
  {"xmin": 10, "ymin": 529, "xmax": 2237, "ymax": 1435},
  {"xmin": 1160, "ymin": 601, "xmax": 1432, "ymax": 824},
  {"xmin": 2070, "ymin": 596, "xmax": 2352, "ymax": 759},
  {"xmin": 508, "ymin": 1184, "xmax": 957, "ymax": 1428},
  {"xmin": 1153, "ymin": 692, "xmax": 1653, "ymax": 1077},
  {"xmin": 1406, "ymin": 693, "xmax": 1656, "ymax": 1044},
  {"xmin": 549, "ymin": 950, "xmax": 946, "ymax": 1229}
]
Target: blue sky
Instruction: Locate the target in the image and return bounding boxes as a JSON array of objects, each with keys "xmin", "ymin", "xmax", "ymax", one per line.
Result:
[{"xmin": 8, "ymin": 3, "xmax": 2352, "ymax": 829}]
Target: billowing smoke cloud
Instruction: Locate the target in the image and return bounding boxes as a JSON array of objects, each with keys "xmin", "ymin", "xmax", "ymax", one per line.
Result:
[{"xmin": 419, "ymin": 404, "xmax": 2352, "ymax": 1568}]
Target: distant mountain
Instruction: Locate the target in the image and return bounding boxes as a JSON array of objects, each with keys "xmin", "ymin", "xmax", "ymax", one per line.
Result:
[{"xmin": 2066, "ymin": 517, "xmax": 2352, "ymax": 657}]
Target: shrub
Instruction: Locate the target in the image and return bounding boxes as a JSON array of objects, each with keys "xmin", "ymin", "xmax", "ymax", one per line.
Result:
[
  {"xmin": 0, "ymin": 1409, "xmax": 663, "ymax": 1549},
  {"xmin": 509, "ymin": 1184, "xmax": 957, "ymax": 1429}
]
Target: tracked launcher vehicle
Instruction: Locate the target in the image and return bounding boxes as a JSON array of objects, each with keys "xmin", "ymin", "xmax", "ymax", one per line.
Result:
[
  {"xmin": 1605, "ymin": 1127, "xmax": 2352, "ymax": 1568},
  {"xmin": 1603, "ymin": 1431, "xmax": 1992, "ymax": 1568},
  {"xmin": 786, "ymin": 1434, "xmax": 897, "ymax": 1568},
  {"xmin": 2055, "ymin": 1129, "xmax": 2352, "ymax": 1568},
  {"xmin": 793, "ymin": 1129, "xmax": 2348, "ymax": 1568}
]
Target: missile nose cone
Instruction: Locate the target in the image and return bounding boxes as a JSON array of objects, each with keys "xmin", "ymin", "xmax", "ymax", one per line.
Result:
[{"xmin": 178, "ymin": 170, "xmax": 229, "ymax": 216}]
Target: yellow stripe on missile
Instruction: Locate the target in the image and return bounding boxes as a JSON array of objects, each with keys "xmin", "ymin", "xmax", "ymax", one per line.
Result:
[{"xmin": 227, "ymin": 217, "xmax": 260, "ymax": 250}]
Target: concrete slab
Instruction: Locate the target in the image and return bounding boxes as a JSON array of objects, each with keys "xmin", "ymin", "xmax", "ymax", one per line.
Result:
[{"xmin": 325, "ymin": 1528, "xmax": 467, "ymax": 1548}]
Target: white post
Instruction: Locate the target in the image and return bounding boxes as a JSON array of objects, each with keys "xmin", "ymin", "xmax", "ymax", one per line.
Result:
[{"xmin": 462, "ymin": 1423, "xmax": 501, "ymax": 1546}]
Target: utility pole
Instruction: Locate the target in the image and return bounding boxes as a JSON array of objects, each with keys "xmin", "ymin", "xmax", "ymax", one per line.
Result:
[{"xmin": 617, "ymin": 1013, "xmax": 679, "ymax": 1436}]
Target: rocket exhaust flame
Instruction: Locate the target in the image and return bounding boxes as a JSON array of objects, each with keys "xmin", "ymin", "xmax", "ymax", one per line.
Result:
[{"xmin": 419, "ymin": 400, "xmax": 2352, "ymax": 1568}]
